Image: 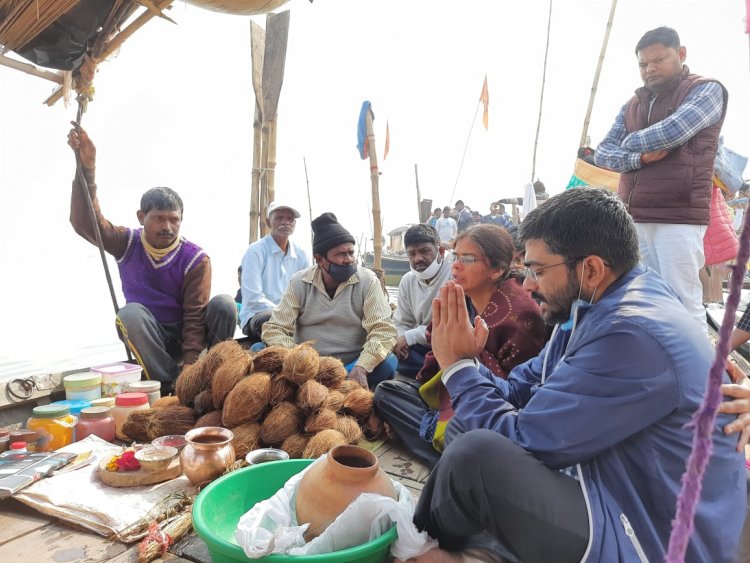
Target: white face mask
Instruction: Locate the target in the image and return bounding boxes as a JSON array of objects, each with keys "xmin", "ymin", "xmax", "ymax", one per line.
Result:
[{"xmin": 412, "ymin": 254, "xmax": 443, "ymax": 280}]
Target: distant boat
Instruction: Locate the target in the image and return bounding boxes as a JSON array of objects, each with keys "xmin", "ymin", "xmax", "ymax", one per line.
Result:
[{"xmin": 363, "ymin": 252, "xmax": 411, "ymax": 276}]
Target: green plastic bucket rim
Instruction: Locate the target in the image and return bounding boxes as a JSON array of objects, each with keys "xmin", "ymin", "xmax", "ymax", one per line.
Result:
[{"xmin": 192, "ymin": 459, "xmax": 398, "ymax": 562}]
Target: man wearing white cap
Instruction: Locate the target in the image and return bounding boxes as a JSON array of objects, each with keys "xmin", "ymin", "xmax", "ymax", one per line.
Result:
[{"xmin": 239, "ymin": 202, "xmax": 310, "ymax": 340}]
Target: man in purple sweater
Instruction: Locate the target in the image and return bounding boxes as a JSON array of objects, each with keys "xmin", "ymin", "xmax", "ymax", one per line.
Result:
[{"xmin": 68, "ymin": 125, "xmax": 236, "ymax": 386}]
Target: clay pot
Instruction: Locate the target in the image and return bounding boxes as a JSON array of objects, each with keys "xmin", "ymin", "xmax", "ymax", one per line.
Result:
[
  {"xmin": 181, "ymin": 426, "xmax": 236, "ymax": 485},
  {"xmin": 295, "ymin": 444, "xmax": 397, "ymax": 541}
]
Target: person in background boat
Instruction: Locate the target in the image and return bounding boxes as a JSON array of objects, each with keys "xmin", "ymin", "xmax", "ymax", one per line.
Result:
[
  {"xmin": 470, "ymin": 211, "xmax": 483, "ymax": 225},
  {"xmin": 454, "ymin": 200, "xmax": 473, "ymax": 233},
  {"xmin": 261, "ymin": 213, "xmax": 397, "ymax": 389},
  {"xmin": 595, "ymin": 26, "xmax": 728, "ymax": 330},
  {"xmin": 435, "ymin": 206, "xmax": 457, "ymax": 247},
  {"xmin": 399, "ymin": 188, "xmax": 745, "ymax": 563},
  {"xmin": 67, "ymin": 125, "xmax": 237, "ymax": 387},
  {"xmin": 393, "ymin": 225, "xmax": 453, "ymax": 377},
  {"xmin": 483, "ymin": 202, "xmax": 512, "ymax": 229},
  {"xmin": 374, "ymin": 224, "xmax": 546, "ymax": 467},
  {"xmin": 427, "ymin": 208, "xmax": 441, "ymax": 229},
  {"xmin": 238, "ymin": 202, "xmax": 309, "ymax": 342}
]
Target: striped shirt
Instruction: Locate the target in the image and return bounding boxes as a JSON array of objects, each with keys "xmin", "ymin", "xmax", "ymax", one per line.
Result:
[
  {"xmin": 262, "ymin": 265, "xmax": 397, "ymax": 372},
  {"xmin": 595, "ymin": 81, "xmax": 725, "ymax": 173}
]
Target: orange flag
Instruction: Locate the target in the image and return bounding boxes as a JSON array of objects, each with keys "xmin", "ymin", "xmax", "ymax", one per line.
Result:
[
  {"xmin": 480, "ymin": 75, "xmax": 489, "ymax": 130},
  {"xmin": 384, "ymin": 120, "xmax": 391, "ymax": 160}
]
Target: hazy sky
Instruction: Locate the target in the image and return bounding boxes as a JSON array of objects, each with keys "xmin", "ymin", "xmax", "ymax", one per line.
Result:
[{"xmin": 1, "ymin": 0, "xmax": 748, "ymax": 374}]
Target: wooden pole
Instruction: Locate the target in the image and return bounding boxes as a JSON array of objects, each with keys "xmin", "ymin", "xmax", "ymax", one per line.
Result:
[
  {"xmin": 579, "ymin": 0, "xmax": 618, "ymax": 147},
  {"xmin": 365, "ymin": 108, "xmax": 382, "ymax": 271},
  {"xmin": 530, "ymin": 0, "xmax": 553, "ymax": 183},
  {"xmin": 259, "ymin": 120, "xmax": 271, "ymax": 237},
  {"xmin": 0, "ymin": 55, "xmax": 63, "ymax": 83},
  {"xmin": 304, "ymin": 157, "xmax": 314, "ymax": 247},
  {"xmin": 249, "ymin": 21, "xmax": 265, "ymax": 243},
  {"xmin": 414, "ymin": 164, "xmax": 422, "ymax": 223}
]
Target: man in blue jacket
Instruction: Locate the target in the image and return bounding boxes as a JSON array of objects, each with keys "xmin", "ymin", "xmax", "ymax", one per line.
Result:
[{"xmin": 404, "ymin": 188, "xmax": 745, "ymax": 563}]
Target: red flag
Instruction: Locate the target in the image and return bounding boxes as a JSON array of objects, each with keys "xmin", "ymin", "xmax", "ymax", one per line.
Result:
[
  {"xmin": 480, "ymin": 75, "xmax": 489, "ymax": 130},
  {"xmin": 384, "ymin": 121, "xmax": 390, "ymax": 160}
]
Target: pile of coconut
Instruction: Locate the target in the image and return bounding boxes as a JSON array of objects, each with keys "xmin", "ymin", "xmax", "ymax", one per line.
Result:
[{"xmin": 119, "ymin": 340, "xmax": 386, "ymax": 459}]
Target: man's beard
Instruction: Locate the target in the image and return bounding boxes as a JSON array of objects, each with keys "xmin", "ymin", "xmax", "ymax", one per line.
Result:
[{"xmin": 532, "ymin": 269, "xmax": 580, "ymax": 326}]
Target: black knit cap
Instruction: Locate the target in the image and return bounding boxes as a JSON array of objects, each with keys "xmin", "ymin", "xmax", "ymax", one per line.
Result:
[{"xmin": 312, "ymin": 212, "xmax": 356, "ymax": 257}]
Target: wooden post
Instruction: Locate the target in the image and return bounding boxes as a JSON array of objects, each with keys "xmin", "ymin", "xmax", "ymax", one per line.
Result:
[
  {"xmin": 259, "ymin": 120, "xmax": 271, "ymax": 237},
  {"xmin": 365, "ymin": 108, "xmax": 382, "ymax": 271},
  {"xmin": 414, "ymin": 164, "xmax": 422, "ymax": 223},
  {"xmin": 579, "ymin": 0, "xmax": 618, "ymax": 147},
  {"xmin": 249, "ymin": 21, "xmax": 265, "ymax": 243}
]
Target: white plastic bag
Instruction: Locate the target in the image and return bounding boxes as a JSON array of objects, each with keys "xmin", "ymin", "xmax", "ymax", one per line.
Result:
[{"xmin": 234, "ymin": 455, "xmax": 437, "ymax": 559}]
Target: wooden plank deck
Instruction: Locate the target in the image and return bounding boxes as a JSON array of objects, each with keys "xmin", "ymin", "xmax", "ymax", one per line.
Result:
[{"xmin": 0, "ymin": 438, "xmax": 429, "ymax": 562}]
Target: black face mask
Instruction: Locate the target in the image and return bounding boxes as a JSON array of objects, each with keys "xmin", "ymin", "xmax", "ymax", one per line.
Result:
[{"xmin": 325, "ymin": 261, "xmax": 357, "ymax": 282}]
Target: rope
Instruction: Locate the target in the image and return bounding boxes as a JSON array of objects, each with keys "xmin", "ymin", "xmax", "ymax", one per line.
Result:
[
  {"xmin": 666, "ymin": 209, "xmax": 750, "ymax": 560},
  {"xmin": 447, "ymin": 100, "xmax": 480, "ymax": 206},
  {"xmin": 530, "ymin": 0, "xmax": 553, "ymax": 183},
  {"xmin": 73, "ymin": 96, "xmax": 133, "ymax": 362}
]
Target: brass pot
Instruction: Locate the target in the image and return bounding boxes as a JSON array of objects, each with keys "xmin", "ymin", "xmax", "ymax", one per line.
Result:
[{"xmin": 181, "ymin": 426, "xmax": 235, "ymax": 485}]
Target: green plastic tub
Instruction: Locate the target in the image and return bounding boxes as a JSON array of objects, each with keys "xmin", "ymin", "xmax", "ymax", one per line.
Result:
[{"xmin": 192, "ymin": 459, "xmax": 398, "ymax": 562}]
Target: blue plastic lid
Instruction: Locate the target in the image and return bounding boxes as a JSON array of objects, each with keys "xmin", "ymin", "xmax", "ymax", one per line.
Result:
[{"xmin": 51, "ymin": 399, "xmax": 91, "ymax": 416}]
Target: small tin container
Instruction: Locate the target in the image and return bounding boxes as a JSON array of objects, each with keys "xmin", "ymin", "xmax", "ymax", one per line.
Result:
[
  {"xmin": 126, "ymin": 381, "xmax": 161, "ymax": 406},
  {"xmin": 90, "ymin": 397, "xmax": 115, "ymax": 408},
  {"xmin": 245, "ymin": 448, "xmax": 290, "ymax": 465}
]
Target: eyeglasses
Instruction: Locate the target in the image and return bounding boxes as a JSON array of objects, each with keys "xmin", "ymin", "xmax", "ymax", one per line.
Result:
[
  {"xmin": 453, "ymin": 254, "xmax": 486, "ymax": 265},
  {"xmin": 523, "ymin": 261, "xmax": 571, "ymax": 281}
]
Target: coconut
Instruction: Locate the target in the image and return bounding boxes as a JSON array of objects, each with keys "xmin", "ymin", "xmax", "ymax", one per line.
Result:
[
  {"xmin": 336, "ymin": 415, "xmax": 363, "ymax": 444},
  {"xmin": 268, "ymin": 376, "xmax": 296, "ymax": 405},
  {"xmin": 296, "ymin": 380, "xmax": 329, "ymax": 412},
  {"xmin": 252, "ymin": 345, "xmax": 290, "ymax": 375},
  {"xmin": 302, "ymin": 429, "xmax": 347, "ymax": 459},
  {"xmin": 194, "ymin": 410, "xmax": 223, "ymax": 428},
  {"xmin": 315, "ymin": 356, "xmax": 347, "ymax": 388},
  {"xmin": 230, "ymin": 422, "xmax": 262, "ymax": 458},
  {"xmin": 148, "ymin": 405, "xmax": 197, "ymax": 440},
  {"xmin": 304, "ymin": 409, "xmax": 338, "ymax": 434},
  {"xmin": 211, "ymin": 352, "xmax": 253, "ymax": 409},
  {"xmin": 222, "ymin": 373, "xmax": 272, "ymax": 428},
  {"xmin": 363, "ymin": 413, "xmax": 386, "ymax": 441},
  {"xmin": 121, "ymin": 409, "xmax": 156, "ymax": 442},
  {"xmin": 281, "ymin": 434, "xmax": 310, "ymax": 459},
  {"xmin": 343, "ymin": 388, "xmax": 375, "ymax": 420},
  {"xmin": 175, "ymin": 362, "xmax": 203, "ymax": 407},
  {"xmin": 259, "ymin": 402, "xmax": 302, "ymax": 446},
  {"xmin": 324, "ymin": 390, "xmax": 345, "ymax": 412},
  {"xmin": 151, "ymin": 395, "xmax": 180, "ymax": 409},
  {"xmin": 193, "ymin": 389, "xmax": 215, "ymax": 416},
  {"xmin": 335, "ymin": 379, "xmax": 364, "ymax": 394},
  {"xmin": 200, "ymin": 340, "xmax": 245, "ymax": 385},
  {"xmin": 281, "ymin": 343, "xmax": 320, "ymax": 385}
]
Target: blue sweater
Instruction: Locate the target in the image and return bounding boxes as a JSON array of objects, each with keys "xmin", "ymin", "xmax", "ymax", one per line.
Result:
[{"xmin": 444, "ymin": 264, "xmax": 745, "ymax": 562}]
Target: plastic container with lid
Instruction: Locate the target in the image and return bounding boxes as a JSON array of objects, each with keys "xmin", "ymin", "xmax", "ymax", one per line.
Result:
[
  {"xmin": 27, "ymin": 405, "xmax": 77, "ymax": 451},
  {"xmin": 10, "ymin": 442, "xmax": 27, "ymax": 453},
  {"xmin": 9, "ymin": 430, "xmax": 37, "ymax": 452},
  {"xmin": 63, "ymin": 371, "xmax": 102, "ymax": 401},
  {"xmin": 126, "ymin": 381, "xmax": 161, "ymax": 406},
  {"xmin": 90, "ymin": 397, "xmax": 115, "ymax": 409},
  {"xmin": 112, "ymin": 392, "xmax": 150, "ymax": 441},
  {"xmin": 76, "ymin": 407, "xmax": 115, "ymax": 443},
  {"xmin": 51, "ymin": 399, "xmax": 91, "ymax": 417},
  {"xmin": 91, "ymin": 362, "xmax": 143, "ymax": 398}
]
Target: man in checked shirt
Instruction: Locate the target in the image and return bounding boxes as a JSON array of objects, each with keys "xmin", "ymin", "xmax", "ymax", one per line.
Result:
[{"xmin": 595, "ymin": 26, "xmax": 728, "ymax": 330}]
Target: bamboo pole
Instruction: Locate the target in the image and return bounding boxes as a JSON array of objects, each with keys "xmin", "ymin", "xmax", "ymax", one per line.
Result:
[
  {"xmin": 579, "ymin": 0, "xmax": 618, "ymax": 148},
  {"xmin": 304, "ymin": 157, "xmax": 313, "ymax": 247},
  {"xmin": 259, "ymin": 119, "xmax": 271, "ymax": 237},
  {"xmin": 267, "ymin": 118, "xmax": 278, "ymax": 206},
  {"xmin": 365, "ymin": 108, "xmax": 382, "ymax": 271},
  {"xmin": 530, "ymin": 0, "xmax": 553, "ymax": 183},
  {"xmin": 0, "ymin": 54, "xmax": 63, "ymax": 83},
  {"xmin": 249, "ymin": 20, "xmax": 265, "ymax": 243},
  {"xmin": 414, "ymin": 164, "xmax": 422, "ymax": 223}
]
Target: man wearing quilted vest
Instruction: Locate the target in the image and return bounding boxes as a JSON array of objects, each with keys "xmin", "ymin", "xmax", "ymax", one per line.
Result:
[
  {"xmin": 595, "ymin": 26, "xmax": 728, "ymax": 329},
  {"xmin": 68, "ymin": 126, "xmax": 237, "ymax": 386}
]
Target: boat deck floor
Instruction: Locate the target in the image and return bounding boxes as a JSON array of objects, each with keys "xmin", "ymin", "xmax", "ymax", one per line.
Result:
[{"xmin": 0, "ymin": 439, "xmax": 429, "ymax": 562}]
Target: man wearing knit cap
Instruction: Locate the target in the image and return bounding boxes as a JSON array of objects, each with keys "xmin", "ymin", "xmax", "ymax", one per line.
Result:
[
  {"xmin": 239, "ymin": 201, "xmax": 309, "ymax": 341},
  {"xmin": 262, "ymin": 212, "xmax": 398, "ymax": 389}
]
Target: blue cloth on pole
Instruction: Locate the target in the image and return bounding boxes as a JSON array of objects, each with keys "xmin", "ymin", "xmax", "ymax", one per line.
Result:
[{"xmin": 357, "ymin": 101, "xmax": 372, "ymax": 159}]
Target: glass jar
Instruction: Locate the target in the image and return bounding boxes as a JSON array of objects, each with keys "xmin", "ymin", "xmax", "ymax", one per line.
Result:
[
  {"xmin": 112, "ymin": 392, "xmax": 150, "ymax": 440},
  {"xmin": 27, "ymin": 405, "xmax": 77, "ymax": 451},
  {"xmin": 76, "ymin": 407, "xmax": 115, "ymax": 443},
  {"xmin": 126, "ymin": 381, "xmax": 161, "ymax": 406}
]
